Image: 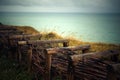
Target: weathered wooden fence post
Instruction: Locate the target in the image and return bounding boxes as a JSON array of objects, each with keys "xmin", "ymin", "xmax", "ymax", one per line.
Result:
[
  {"xmin": 67, "ymin": 55, "xmax": 74, "ymax": 80},
  {"xmin": 44, "ymin": 49, "xmax": 52, "ymax": 80},
  {"xmin": 17, "ymin": 45, "xmax": 22, "ymax": 63},
  {"xmin": 107, "ymin": 65, "xmax": 117, "ymax": 80},
  {"xmin": 107, "ymin": 63, "xmax": 120, "ymax": 80},
  {"xmin": 17, "ymin": 41, "xmax": 27, "ymax": 63},
  {"xmin": 27, "ymin": 44, "xmax": 32, "ymax": 72},
  {"xmin": 63, "ymin": 42, "xmax": 69, "ymax": 47},
  {"xmin": 82, "ymin": 48, "xmax": 90, "ymax": 53}
]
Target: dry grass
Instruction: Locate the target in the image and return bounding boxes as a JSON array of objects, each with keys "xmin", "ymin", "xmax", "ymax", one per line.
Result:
[
  {"xmin": 41, "ymin": 31, "xmax": 120, "ymax": 52},
  {"xmin": 13, "ymin": 26, "xmax": 39, "ymax": 34},
  {"xmin": 11, "ymin": 25, "xmax": 120, "ymax": 52},
  {"xmin": 40, "ymin": 32, "xmax": 63, "ymax": 40}
]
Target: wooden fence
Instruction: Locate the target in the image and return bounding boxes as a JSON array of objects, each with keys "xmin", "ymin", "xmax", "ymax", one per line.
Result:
[
  {"xmin": 0, "ymin": 29, "xmax": 120, "ymax": 80},
  {"xmin": 46, "ymin": 48, "xmax": 119, "ymax": 80}
]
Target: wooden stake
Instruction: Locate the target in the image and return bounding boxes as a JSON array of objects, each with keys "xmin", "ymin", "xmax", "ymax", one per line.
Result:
[
  {"xmin": 63, "ymin": 42, "xmax": 69, "ymax": 47},
  {"xmin": 27, "ymin": 45, "xmax": 32, "ymax": 72},
  {"xmin": 44, "ymin": 50, "xmax": 52, "ymax": 80},
  {"xmin": 17, "ymin": 45, "xmax": 22, "ymax": 63}
]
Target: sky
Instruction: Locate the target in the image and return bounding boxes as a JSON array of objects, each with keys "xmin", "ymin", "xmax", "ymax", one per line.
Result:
[{"xmin": 0, "ymin": 0, "xmax": 120, "ymax": 13}]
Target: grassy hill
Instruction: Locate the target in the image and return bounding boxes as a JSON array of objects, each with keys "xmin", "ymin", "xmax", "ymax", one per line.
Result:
[
  {"xmin": 0, "ymin": 23, "xmax": 39, "ymax": 34},
  {"xmin": 13, "ymin": 26, "xmax": 39, "ymax": 34}
]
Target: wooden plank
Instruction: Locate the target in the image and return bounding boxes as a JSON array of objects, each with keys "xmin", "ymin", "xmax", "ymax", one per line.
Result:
[
  {"xmin": 74, "ymin": 72, "xmax": 105, "ymax": 80},
  {"xmin": 75, "ymin": 65, "xmax": 107, "ymax": 75},
  {"xmin": 0, "ymin": 30, "xmax": 17, "ymax": 32},
  {"xmin": 46, "ymin": 44, "xmax": 90, "ymax": 54},
  {"xmin": 0, "ymin": 29, "xmax": 22, "ymax": 32},
  {"xmin": 28, "ymin": 39, "xmax": 68, "ymax": 44},
  {"xmin": 18, "ymin": 39, "xmax": 68, "ymax": 45},
  {"xmin": 0, "ymin": 32, "xmax": 22, "ymax": 35},
  {"xmin": 71, "ymin": 50, "xmax": 119, "ymax": 62},
  {"xmin": 0, "ymin": 27, "xmax": 17, "ymax": 30},
  {"xmin": 9, "ymin": 34, "xmax": 41, "ymax": 39}
]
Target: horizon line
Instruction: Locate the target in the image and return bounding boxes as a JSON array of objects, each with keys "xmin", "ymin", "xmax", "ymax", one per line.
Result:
[{"xmin": 0, "ymin": 11, "xmax": 120, "ymax": 14}]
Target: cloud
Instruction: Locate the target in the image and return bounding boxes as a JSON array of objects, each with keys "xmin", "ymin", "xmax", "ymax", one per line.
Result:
[{"xmin": 0, "ymin": 0, "xmax": 120, "ymax": 13}]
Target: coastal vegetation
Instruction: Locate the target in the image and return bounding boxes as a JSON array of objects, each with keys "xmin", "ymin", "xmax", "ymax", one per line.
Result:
[
  {"xmin": 13, "ymin": 26, "xmax": 39, "ymax": 34},
  {"xmin": 11, "ymin": 24, "xmax": 119, "ymax": 52},
  {"xmin": 1, "ymin": 23, "xmax": 119, "ymax": 52},
  {"xmin": 40, "ymin": 31, "xmax": 120, "ymax": 52},
  {"xmin": 0, "ymin": 24, "xmax": 120, "ymax": 80}
]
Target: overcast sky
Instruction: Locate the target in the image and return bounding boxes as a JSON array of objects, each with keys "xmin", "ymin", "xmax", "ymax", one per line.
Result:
[{"xmin": 0, "ymin": 0, "xmax": 120, "ymax": 13}]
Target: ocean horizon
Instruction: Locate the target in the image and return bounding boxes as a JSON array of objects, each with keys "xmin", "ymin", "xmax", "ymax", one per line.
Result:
[{"xmin": 0, "ymin": 12, "xmax": 120, "ymax": 44}]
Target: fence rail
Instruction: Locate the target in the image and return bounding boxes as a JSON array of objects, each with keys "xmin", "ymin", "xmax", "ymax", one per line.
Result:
[{"xmin": 0, "ymin": 27, "xmax": 120, "ymax": 80}]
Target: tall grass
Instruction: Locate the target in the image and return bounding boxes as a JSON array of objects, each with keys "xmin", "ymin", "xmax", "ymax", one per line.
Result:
[
  {"xmin": 14, "ymin": 25, "xmax": 120, "ymax": 52},
  {"xmin": 40, "ymin": 31, "xmax": 120, "ymax": 52}
]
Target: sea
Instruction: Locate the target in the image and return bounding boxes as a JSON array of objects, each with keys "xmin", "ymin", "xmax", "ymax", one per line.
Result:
[{"xmin": 0, "ymin": 12, "xmax": 120, "ymax": 44}]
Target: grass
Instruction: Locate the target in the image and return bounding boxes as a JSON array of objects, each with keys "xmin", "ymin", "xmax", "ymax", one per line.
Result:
[
  {"xmin": 40, "ymin": 31, "xmax": 120, "ymax": 52},
  {"xmin": 12, "ymin": 25, "xmax": 39, "ymax": 34},
  {"xmin": 8, "ymin": 25, "xmax": 120, "ymax": 52},
  {"xmin": 40, "ymin": 32, "xmax": 63, "ymax": 40},
  {"xmin": 0, "ymin": 56, "xmax": 33, "ymax": 80},
  {"xmin": 0, "ymin": 24, "xmax": 120, "ymax": 80}
]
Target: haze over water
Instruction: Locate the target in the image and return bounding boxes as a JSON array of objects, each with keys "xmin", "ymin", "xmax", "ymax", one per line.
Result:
[{"xmin": 0, "ymin": 12, "xmax": 120, "ymax": 44}]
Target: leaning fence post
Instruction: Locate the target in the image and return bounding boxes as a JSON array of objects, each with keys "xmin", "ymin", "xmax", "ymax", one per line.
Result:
[
  {"xmin": 27, "ymin": 44, "xmax": 32, "ymax": 72},
  {"xmin": 17, "ymin": 45, "xmax": 22, "ymax": 63}
]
